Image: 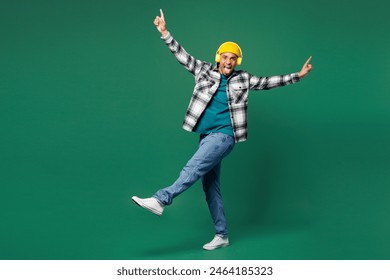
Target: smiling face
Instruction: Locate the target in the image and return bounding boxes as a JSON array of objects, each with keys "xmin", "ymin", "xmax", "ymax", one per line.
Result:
[{"xmin": 218, "ymin": 52, "xmax": 238, "ymax": 77}]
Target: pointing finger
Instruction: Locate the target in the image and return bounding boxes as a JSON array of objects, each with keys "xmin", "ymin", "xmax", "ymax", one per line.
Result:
[
  {"xmin": 305, "ymin": 56, "xmax": 312, "ymax": 65},
  {"xmin": 160, "ymin": 9, "xmax": 164, "ymax": 20}
]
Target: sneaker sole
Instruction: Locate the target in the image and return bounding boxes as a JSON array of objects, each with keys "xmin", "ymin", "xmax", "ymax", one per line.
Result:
[
  {"xmin": 203, "ymin": 243, "xmax": 229, "ymax": 251},
  {"xmin": 131, "ymin": 196, "xmax": 163, "ymax": 216}
]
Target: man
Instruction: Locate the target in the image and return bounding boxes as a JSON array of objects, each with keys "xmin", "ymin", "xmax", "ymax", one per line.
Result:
[{"xmin": 132, "ymin": 9, "xmax": 313, "ymax": 250}]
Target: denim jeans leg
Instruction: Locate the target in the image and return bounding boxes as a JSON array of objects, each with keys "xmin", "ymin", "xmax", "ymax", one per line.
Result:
[
  {"xmin": 202, "ymin": 161, "xmax": 228, "ymax": 236},
  {"xmin": 153, "ymin": 133, "xmax": 235, "ymax": 206}
]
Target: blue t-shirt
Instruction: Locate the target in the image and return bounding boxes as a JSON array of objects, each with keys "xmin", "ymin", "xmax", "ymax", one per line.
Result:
[{"xmin": 194, "ymin": 74, "xmax": 234, "ymax": 136}]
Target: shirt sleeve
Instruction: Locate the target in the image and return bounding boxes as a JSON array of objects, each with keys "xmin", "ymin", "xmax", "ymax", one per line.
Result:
[
  {"xmin": 248, "ymin": 72, "xmax": 301, "ymax": 90},
  {"xmin": 162, "ymin": 33, "xmax": 207, "ymax": 77}
]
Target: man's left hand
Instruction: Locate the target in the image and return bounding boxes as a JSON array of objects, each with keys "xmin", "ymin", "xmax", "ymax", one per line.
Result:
[{"xmin": 299, "ymin": 56, "xmax": 313, "ymax": 78}]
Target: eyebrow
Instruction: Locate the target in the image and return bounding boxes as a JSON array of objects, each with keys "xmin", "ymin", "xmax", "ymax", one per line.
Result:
[{"xmin": 222, "ymin": 54, "xmax": 237, "ymax": 59}]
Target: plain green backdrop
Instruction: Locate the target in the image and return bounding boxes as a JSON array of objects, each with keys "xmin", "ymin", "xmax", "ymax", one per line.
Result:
[{"xmin": 1, "ymin": 0, "xmax": 389, "ymax": 260}]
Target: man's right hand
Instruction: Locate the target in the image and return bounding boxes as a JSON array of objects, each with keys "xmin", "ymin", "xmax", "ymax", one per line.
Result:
[{"xmin": 154, "ymin": 9, "xmax": 168, "ymax": 37}]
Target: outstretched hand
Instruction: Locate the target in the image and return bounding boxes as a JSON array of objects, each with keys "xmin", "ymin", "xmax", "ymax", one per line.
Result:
[
  {"xmin": 154, "ymin": 9, "xmax": 168, "ymax": 37},
  {"xmin": 299, "ymin": 56, "xmax": 313, "ymax": 78}
]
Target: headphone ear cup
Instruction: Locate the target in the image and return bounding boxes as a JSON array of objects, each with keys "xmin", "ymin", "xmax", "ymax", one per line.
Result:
[
  {"xmin": 215, "ymin": 53, "xmax": 220, "ymax": 63},
  {"xmin": 237, "ymin": 57, "xmax": 242, "ymax": 65}
]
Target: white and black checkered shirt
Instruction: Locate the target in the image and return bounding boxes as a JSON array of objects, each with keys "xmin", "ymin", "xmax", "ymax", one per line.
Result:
[{"xmin": 162, "ymin": 33, "xmax": 301, "ymax": 143}]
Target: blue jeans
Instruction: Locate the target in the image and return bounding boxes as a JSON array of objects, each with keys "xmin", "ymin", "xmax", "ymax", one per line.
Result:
[{"xmin": 153, "ymin": 132, "xmax": 235, "ymax": 236}]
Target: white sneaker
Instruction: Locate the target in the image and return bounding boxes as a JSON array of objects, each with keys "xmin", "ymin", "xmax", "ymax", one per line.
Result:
[
  {"xmin": 131, "ymin": 196, "xmax": 164, "ymax": 216},
  {"xmin": 203, "ymin": 234, "xmax": 229, "ymax": 250}
]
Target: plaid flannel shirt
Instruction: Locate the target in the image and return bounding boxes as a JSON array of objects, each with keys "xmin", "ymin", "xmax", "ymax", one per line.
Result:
[{"xmin": 162, "ymin": 33, "xmax": 301, "ymax": 143}]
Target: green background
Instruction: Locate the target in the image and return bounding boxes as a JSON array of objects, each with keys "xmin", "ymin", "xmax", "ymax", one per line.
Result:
[{"xmin": 1, "ymin": 0, "xmax": 389, "ymax": 260}]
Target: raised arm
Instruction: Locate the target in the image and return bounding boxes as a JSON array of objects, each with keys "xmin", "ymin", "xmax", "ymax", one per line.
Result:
[
  {"xmin": 153, "ymin": 9, "xmax": 208, "ymax": 76},
  {"xmin": 248, "ymin": 56, "xmax": 313, "ymax": 90}
]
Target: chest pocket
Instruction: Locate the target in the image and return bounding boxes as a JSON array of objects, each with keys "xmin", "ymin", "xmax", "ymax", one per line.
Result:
[
  {"xmin": 195, "ymin": 73, "xmax": 216, "ymax": 94},
  {"xmin": 229, "ymin": 83, "xmax": 248, "ymax": 104}
]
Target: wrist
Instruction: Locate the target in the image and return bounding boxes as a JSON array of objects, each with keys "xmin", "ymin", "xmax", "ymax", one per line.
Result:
[{"xmin": 161, "ymin": 30, "xmax": 169, "ymax": 37}]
